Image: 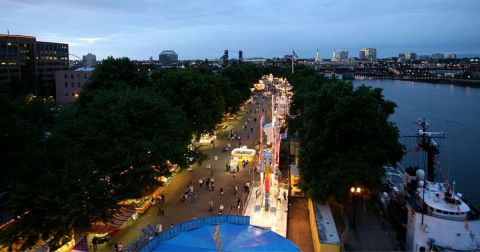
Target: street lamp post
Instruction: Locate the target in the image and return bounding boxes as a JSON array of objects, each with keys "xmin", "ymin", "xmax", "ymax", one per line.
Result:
[{"xmin": 350, "ymin": 186, "xmax": 362, "ymax": 228}]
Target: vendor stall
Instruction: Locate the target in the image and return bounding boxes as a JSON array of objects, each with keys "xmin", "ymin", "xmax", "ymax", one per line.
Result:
[{"xmin": 231, "ymin": 146, "xmax": 256, "ymax": 164}]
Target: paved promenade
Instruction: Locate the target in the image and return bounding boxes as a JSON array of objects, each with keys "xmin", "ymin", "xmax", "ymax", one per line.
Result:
[{"xmin": 93, "ymin": 93, "xmax": 273, "ymax": 251}]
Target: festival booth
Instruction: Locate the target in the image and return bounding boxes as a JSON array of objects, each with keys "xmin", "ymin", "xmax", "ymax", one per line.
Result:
[
  {"xmin": 89, "ymin": 206, "xmax": 136, "ymax": 242},
  {"xmin": 231, "ymin": 146, "xmax": 256, "ymax": 164},
  {"xmin": 196, "ymin": 132, "xmax": 217, "ymax": 145},
  {"xmin": 290, "ymin": 164, "xmax": 301, "ymax": 197}
]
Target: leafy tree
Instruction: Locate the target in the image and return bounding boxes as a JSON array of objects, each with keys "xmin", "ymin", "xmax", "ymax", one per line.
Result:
[
  {"xmin": 289, "ymin": 74, "xmax": 404, "ymax": 201},
  {"xmin": 0, "ymin": 76, "xmax": 30, "ymax": 99},
  {"xmin": 81, "ymin": 57, "xmax": 149, "ymax": 96},
  {"xmin": 0, "ymin": 94, "xmax": 57, "ymax": 248},
  {"xmin": 0, "ymin": 58, "xmax": 265, "ymax": 249},
  {"xmin": 220, "ymin": 64, "xmax": 262, "ymax": 104},
  {"xmin": 151, "ymin": 68, "xmax": 225, "ymax": 136}
]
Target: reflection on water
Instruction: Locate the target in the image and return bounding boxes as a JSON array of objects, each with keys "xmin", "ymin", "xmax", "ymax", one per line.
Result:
[{"xmin": 353, "ymin": 79, "xmax": 480, "ymax": 206}]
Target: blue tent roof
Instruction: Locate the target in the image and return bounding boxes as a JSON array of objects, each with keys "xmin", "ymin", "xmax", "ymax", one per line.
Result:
[{"xmin": 152, "ymin": 223, "xmax": 299, "ymax": 252}]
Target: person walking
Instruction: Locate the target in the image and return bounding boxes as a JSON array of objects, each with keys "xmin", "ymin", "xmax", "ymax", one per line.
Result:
[
  {"xmin": 157, "ymin": 203, "xmax": 163, "ymax": 216},
  {"xmin": 209, "ymin": 200, "xmax": 214, "ymax": 211},
  {"xmin": 219, "ymin": 204, "xmax": 224, "ymax": 215},
  {"xmin": 92, "ymin": 237, "xmax": 98, "ymax": 251},
  {"xmin": 198, "ymin": 178, "xmax": 203, "ymax": 188},
  {"xmin": 234, "ymin": 185, "xmax": 238, "ymax": 195},
  {"xmin": 206, "ymin": 177, "xmax": 210, "ymax": 189},
  {"xmin": 219, "ymin": 187, "xmax": 224, "ymax": 195}
]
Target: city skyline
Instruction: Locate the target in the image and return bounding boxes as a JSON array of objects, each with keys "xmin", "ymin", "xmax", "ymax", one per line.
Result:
[{"xmin": 1, "ymin": 0, "xmax": 479, "ymax": 60}]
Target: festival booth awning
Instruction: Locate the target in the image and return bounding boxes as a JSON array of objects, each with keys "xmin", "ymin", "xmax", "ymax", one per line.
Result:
[{"xmin": 89, "ymin": 206, "xmax": 136, "ymax": 234}]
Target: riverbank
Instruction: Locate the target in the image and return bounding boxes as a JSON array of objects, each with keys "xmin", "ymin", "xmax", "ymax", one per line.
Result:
[{"xmin": 355, "ymin": 76, "xmax": 480, "ymax": 87}]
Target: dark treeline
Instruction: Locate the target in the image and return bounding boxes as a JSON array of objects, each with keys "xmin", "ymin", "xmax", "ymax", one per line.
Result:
[
  {"xmin": 0, "ymin": 58, "xmax": 261, "ymax": 249},
  {"xmin": 287, "ymin": 65, "xmax": 405, "ymax": 201}
]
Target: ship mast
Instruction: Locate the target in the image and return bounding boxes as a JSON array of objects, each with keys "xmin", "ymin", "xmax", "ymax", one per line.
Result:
[{"xmin": 416, "ymin": 116, "xmax": 444, "ymax": 181}]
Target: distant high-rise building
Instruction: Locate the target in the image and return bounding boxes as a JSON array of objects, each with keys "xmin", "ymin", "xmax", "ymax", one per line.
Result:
[
  {"xmin": 159, "ymin": 50, "xmax": 178, "ymax": 66},
  {"xmin": 431, "ymin": 53, "xmax": 444, "ymax": 60},
  {"xmin": 359, "ymin": 48, "xmax": 377, "ymax": 61},
  {"xmin": 449, "ymin": 53, "xmax": 457, "ymax": 59},
  {"xmin": 405, "ymin": 52, "xmax": 417, "ymax": 61},
  {"xmin": 82, "ymin": 53, "xmax": 96, "ymax": 68},
  {"xmin": 418, "ymin": 55, "xmax": 430, "ymax": 60},
  {"xmin": 239, "ymin": 50, "xmax": 243, "ymax": 62},
  {"xmin": 221, "ymin": 50, "xmax": 229, "ymax": 66},
  {"xmin": 398, "ymin": 53, "xmax": 406, "ymax": 61},
  {"xmin": 314, "ymin": 49, "xmax": 321, "ymax": 63},
  {"xmin": 332, "ymin": 49, "xmax": 348, "ymax": 61},
  {"xmin": 0, "ymin": 34, "xmax": 68, "ymax": 94}
]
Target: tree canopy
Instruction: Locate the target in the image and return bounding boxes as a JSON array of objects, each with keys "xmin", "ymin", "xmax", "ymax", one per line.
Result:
[
  {"xmin": 288, "ymin": 69, "xmax": 404, "ymax": 201},
  {"xmin": 151, "ymin": 68, "xmax": 225, "ymax": 136},
  {"xmin": 0, "ymin": 58, "xmax": 261, "ymax": 249}
]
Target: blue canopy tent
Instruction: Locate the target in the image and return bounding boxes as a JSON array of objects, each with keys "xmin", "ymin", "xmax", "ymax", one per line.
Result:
[{"xmin": 152, "ymin": 223, "xmax": 299, "ymax": 251}]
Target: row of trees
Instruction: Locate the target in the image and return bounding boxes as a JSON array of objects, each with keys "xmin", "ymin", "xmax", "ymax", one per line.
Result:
[
  {"xmin": 0, "ymin": 58, "xmax": 261, "ymax": 249},
  {"xmin": 288, "ymin": 66, "xmax": 405, "ymax": 201}
]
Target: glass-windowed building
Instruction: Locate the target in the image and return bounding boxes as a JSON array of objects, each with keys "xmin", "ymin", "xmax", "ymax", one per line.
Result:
[{"xmin": 159, "ymin": 50, "xmax": 178, "ymax": 66}]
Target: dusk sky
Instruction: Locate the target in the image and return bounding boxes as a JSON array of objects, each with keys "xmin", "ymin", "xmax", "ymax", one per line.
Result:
[{"xmin": 1, "ymin": 0, "xmax": 479, "ymax": 60}]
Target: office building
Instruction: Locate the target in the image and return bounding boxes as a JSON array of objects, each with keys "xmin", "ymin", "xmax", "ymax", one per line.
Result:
[
  {"xmin": 332, "ymin": 49, "xmax": 348, "ymax": 61},
  {"xmin": 431, "ymin": 53, "xmax": 444, "ymax": 60},
  {"xmin": 405, "ymin": 52, "xmax": 417, "ymax": 61},
  {"xmin": 0, "ymin": 34, "xmax": 68, "ymax": 94},
  {"xmin": 221, "ymin": 50, "xmax": 229, "ymax": 66},
  {"xmin": 82, "ymin": 53, "xmax": 96, "ymax": 68},
  {"xmin": 36, "ymin": 41, "xmax": 69, "ymax": 84},
  {"xmin": 0, "ymin": 35, "xmax": 36, "ymax": 89},
  {"xmin": 55, "ymin": 67, "xmax": 93, "ymax": 104},
  {"xmin": 449, "ymin": 53, "xmax": 457, "ymax": 60},
  {"xmin": 159, "ymin": 50, "xmax": 178, "ymax": 66},
  {"xmin": 359, "ymin": 48, "xmax": 377, "ymax": 61},
  {"xmin": 239, "ymin": 50, "xmax": 243, "ymax": 62},
  {"xmin": 418, "ymin": 55, "xmax": 430, "ymax": 60}
]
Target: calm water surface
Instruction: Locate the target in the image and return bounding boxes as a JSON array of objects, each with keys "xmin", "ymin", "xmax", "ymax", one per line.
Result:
[{"xmin": 352, "ymin": 79, "xmax": 480, "ymax": 206}]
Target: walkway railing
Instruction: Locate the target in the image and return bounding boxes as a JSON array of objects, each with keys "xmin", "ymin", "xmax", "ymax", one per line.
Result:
[{"xmin": 127, "ymin": 215, "xmax": 250, "ymax": 252}]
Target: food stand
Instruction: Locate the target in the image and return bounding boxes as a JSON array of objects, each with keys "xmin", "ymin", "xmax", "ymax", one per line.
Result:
[{"xmin": 231, "ymin": 146, "xmax": 256, "ymax": 164}]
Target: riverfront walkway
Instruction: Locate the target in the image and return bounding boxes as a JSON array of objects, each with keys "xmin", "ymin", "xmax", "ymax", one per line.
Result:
[{"xmin": 92, "ymin": 93, "xmax": 273, "ymax": 251}]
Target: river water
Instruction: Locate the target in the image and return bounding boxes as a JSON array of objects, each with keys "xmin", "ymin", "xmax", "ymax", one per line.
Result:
[{"xmin": 352, "ymin": 78, "xmax": 480, "ymax": 206}]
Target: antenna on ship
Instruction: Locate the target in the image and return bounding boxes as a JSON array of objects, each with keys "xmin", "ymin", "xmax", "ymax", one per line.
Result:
[{"xmin": 416, "ymin": 115, "xmax": 445, "ymax": 181}]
